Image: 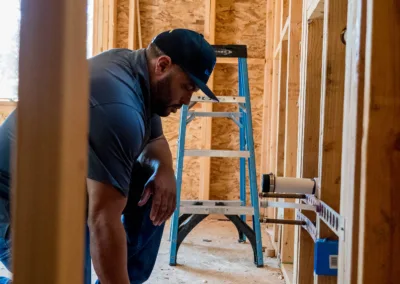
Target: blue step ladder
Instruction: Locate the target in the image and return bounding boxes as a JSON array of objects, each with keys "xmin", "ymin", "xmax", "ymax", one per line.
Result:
[{"xmin": 169, "ymin": 45, "xmax": 264, "ymax": 268}]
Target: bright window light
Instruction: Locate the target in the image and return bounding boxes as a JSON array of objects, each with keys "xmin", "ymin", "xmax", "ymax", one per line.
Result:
[{"xmin": 0, "ymin": 0, "xmax": 94, "ymax": 100}]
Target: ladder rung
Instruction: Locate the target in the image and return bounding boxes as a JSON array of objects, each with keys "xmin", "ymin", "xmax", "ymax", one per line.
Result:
[
  {"xmin": 184, "ymin": 150, "xmax": 250, "ymax": 158},
  {"xmin": 180, "ymin": 205, "xmax": 254, "ymax": 215},
  {"xmin": 188, "ymin": 111, "xmax": 243, "ymax": 118},
  {"xmin": 191, "ymin": 95, "xmax": 245, "ymax": 103},
  {"xmin": 181, "ymin": 200, "xmax": 242, "ymax": 206}
]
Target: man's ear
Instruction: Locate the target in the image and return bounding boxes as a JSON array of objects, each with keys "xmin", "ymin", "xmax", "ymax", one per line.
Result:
[{"xmin": 155, "ymin": 55, "xmax": 172, "ymax": 75}]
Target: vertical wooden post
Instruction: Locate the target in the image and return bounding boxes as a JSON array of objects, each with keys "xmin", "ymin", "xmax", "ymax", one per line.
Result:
[
  {"xmin": 357, "ymin": 0, "xmax": 400, "ymax": 282},
  {"xmin": 279, "ymin": 0, "xmax": 303, "ymax": 272},
  {"xmin": 199, "ymin": 0, "xmax": 216, "ymax": 200},
  {"xmin": 96, "ymin": 0, "xmax": 105, "ymax": 54},
  {"xmin": 338, "ymin": 0, "xmax": 366, "ymax": 283},
  {"xmin": 284, "ymin": 0, "xmax": 302, "ymax": 179},
  {"xmin": 294, "ymin": 13, "xmax": 324, "ymax": 284},
  {"xmin": 276, "ymin": 41, "xmax": 288, "ymax": 179},
  {"xmin": 128, "ymin": 0, "xmax": 138, "ymax": 50},
  {"xmin": 275, "ymin": 40, "xmax": 287, "ymax": 257},
  {"xmin": 315, "ymin": 0, "xmax": 347, "ymax": 283},
  {"xmin": 108, "ymin": 0, "xmax": 117, "ymax": 50},
  {"xmin": 261, "ymin": 0, "xmax": 275, "ymax": 185},
  {"xmin": 93, "ymin": 0, "xmax": 117, "ymax": 55},
  {"xmin": 93, "ymin": 0, "xmax": 99, "ymax": 54},
  {"xmin": 102, "ymin": 0, "xmax": 109, "ymax": 51},
  {"xmin": 12, "ymin": 0, "xmax": 89, "ymax": 283},
  {"xmin": 276, "ymin": 41, "xmax": 291, "ymax": 263},
  {"xmin": 269, "ymin": 0, "xmax": 282, "ymax": 178},
  {"xmin": 270, "ymin": 0, "xmax": 282, "ymax": 242}
]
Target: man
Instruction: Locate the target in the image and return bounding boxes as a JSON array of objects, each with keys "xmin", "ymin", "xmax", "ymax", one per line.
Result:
[{"xmin": 0, "ymin": 28, "xmax": 218, "ymax": 283}]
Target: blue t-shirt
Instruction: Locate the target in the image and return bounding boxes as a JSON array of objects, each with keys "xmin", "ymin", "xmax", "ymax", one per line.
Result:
[{"xmin": 0, "ymin": 48, "xmax": 163, "ymax": 198}]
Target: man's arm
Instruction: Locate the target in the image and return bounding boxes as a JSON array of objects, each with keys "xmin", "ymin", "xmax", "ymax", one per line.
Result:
[
  {"xmin": 138, "ymin": 135, "xmax": 173, "ymax": 171},
  {"xmin": 137, "ymin": 135, "xmax": 177, "ymax": 226},
  {"xmin": 87, "ymin": 179, "xmax": 130, "ymax": 284}
]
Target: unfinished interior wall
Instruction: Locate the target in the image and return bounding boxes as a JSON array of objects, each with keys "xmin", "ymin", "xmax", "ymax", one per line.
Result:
[
  {"xmin": 211, "ymin": 0, "xmax": 265, "ymax": 201},
  {"xmin": 114, "ymin": 0, "xmax": 266, "ymax": 200}
]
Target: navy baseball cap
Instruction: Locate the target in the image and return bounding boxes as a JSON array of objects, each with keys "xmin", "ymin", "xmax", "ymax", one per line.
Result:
[{"xmin": 151, "ymin": 29, "xmax": 219, "ymax": 102}]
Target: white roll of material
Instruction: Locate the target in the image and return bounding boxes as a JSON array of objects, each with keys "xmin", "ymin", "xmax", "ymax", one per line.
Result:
[{"xmin": 274, "ymin": 177, "xmax": 315, "ymax": 194}]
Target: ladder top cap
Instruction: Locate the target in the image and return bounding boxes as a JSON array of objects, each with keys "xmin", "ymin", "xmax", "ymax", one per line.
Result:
[{"xmin": 212, "ymin": 45, "xmax": 248, "ymax": 58}]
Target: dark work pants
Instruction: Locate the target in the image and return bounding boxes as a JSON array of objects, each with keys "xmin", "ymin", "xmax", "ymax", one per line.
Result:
[{"xmin": 0, "ymin": 164, "xmax": 165, "ymax": 284}]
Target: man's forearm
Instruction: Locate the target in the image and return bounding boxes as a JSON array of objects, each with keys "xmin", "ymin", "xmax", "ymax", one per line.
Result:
[
  {"xmin": 89, "ymin": 215, "xmax": 130, "ymax": 284},
  {"xmin": 138, "ymin": 135, "xmax": 173, "ymax": 172}
]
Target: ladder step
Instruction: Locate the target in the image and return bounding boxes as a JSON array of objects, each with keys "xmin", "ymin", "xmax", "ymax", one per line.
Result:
[
  {"xmin": 180, "ymin": 205, "xmax": 254, "ymax": 215},
  {"xmin": 184, "ymin": 150, "xmax": 250, "ymax": 158},
  {"xmin": 188, "ymin": 111, "xmax": 243, "ymax": 118},
  {"xmin": 181, "ymin": 200, "xmax": 243, "ymax": 206},
  {"xmin": 191, "ymin": 95, "xmax": 245, "ymax": 104}
]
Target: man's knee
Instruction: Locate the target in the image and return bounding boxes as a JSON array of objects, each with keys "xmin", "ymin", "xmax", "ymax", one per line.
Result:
[{"xmin": 126, "ymin": 222, "xmax": 165, "ymax": 283}]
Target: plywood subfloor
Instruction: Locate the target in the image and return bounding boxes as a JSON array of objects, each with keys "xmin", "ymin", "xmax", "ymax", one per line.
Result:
[
  {"xmin": 0, "ymin": 218, "xmax": 285, "ymax": 283},
  {"xmin": 149, "ymin": 217, "xmax": 285, "ymax": 283}
]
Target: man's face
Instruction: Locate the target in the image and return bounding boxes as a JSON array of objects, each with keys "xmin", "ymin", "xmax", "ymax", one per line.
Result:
[{"xmin": 151, "ymin": 57, "xmax": 198, "ymax": 117}]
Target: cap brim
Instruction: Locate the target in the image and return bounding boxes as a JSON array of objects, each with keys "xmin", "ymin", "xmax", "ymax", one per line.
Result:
[{"xmin": 188, "ymin": 73, "xmax": 219, "ymax": 102}]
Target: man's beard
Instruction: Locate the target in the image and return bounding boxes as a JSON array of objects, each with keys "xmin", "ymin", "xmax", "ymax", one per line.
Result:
[{"xmin": 152, "ymin": 75, "xmax": 173, "ymax": 117}]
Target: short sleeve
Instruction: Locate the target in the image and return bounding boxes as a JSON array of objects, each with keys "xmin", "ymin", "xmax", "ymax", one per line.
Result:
[
  {"xmin": 87, "ymin": 103, "xmax": 146, "ymax": 196},
  {"xmin": 149, "ymin": 115, "xmax": 164, "ymax": 140}
]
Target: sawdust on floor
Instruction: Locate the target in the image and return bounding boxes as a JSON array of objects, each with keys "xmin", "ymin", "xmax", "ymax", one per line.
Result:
[
  {"xmin": 147, "ymin": 217, "xmax": 284, "ymax": 284},
  {"xmin": 0, "ymin": 217, "xmax": 285, "ymax": 284}
]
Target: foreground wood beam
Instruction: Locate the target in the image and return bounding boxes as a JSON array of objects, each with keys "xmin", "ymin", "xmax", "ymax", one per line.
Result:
[
  {"xmin": 357, "ymin": 0, "xmax": 400, "ymax": 282},
  {"xmin": 199, "ymin": 0, "xmax": 216, "ymax": 200},
  {"xmin": 12, "ymin": 0, "xmax": 89, "ymax": 283}
]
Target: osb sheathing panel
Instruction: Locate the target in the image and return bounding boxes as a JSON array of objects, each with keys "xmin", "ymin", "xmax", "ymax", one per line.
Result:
[
  {"xmin": 210, "ymin": 64, "xmax": 264, "ymax": 201},
  {"xmin": 117, "ymin": 0, "xmax": 205, "ymax": 48},
  {"xmin": 141, "ymin": 0, "xmax": 205, "ymax": 200},
  {"xmin": 139, "ymin": 0, "xmax": 205, "ymax": 46},
  {"xmin": 210, "ymin": 0, "xmax": 265, "ymax": 200},
  {"xmin": 216, "ymin": 0, "xmax": 266, "ymax": 58},
  {"xmin": 115, "ymin": 0, "xmax": 266, "ymax": 200}
]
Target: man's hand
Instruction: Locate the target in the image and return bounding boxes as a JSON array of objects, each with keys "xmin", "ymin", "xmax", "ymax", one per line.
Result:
[{"xmin": 138, "ymin": 166, "xmax": 177, "ymax": 226}]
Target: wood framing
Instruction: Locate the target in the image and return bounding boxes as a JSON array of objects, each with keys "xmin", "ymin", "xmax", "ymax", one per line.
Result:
[
  {"xmin": 261, "ymin": 0, "xmax": 275, "ymax": 180},
  {"xmin": 12, "ymin": 0, "xmax": 89, "ymax": 283},
  {"xmin": 279, "ymin": 0, "xmax": 303, "ymax": 268},
  {"xmin": 294, "ymin": 10, "xmax": 324, "ymax": 283},
  {"xmin": 128, "ymin": 0, "xmax": 138, "ymax": 50},
  {"xmin": 270, "ymin": 0, "xmax": 282, "ymax": 243},
  {"xmin": 260, "ymin": 0, "xmax": 398, "ymax": 282},
  {"xmin": 198, "ymin": 0, "xmax": 216, "ymax": 200},
  {"xmin": 93, "ymin": 0, "xmax": 117, "ymax": 55},
  {"xmin": 276, "ymin": 40, "xmax": 288, "ymax": 178},
  {"xmin": 315, "ymin": 0, "xmax": 347, "ymax": 283},
  {"xmin": 357, "ymin": 0, "xmax": 400, "ymax": 282},
  {"xmin": 338, "ymin": 0, "xmax": 366, "ymax": 282}
]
